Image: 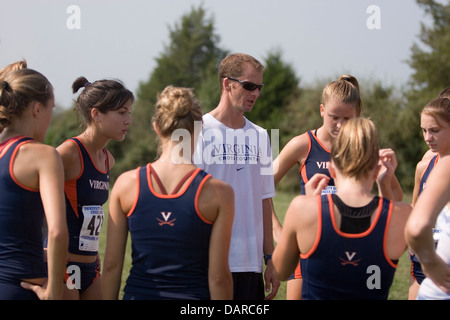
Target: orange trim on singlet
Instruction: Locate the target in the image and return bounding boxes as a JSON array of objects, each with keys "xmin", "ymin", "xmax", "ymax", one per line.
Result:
[
  {"xmin": 194, "ymin": 174, "xmax": 213, "ymax": 224},
  {"xmin": 329, "ymin": 194, "xmax": 383, "ymax": 238},
  {"xmin": 150, "ymin": 166, "xmax": 196, "ymax": 196},
  {"xmin": 328, "ymin": 195, "xmax": 397, "ymax": 267},
  {"xmin": 311, "ymin": 130, "xmax": 331, "ymax": 153},
  {"xmin": 299, "ymin": 130, "xmax": 332, "ymax": 182},
  {"xmin": 299, "ymin": 131, "xmax": 312, "ymax": 181},
  {"xmin": 300, "ymin": 195, "xmax": 322, "ymax": 260},
  {"xmin": 71, "ymin": 138, "xmax": 109, "ymax": 174},
  {"xmin": 293, "ymin": 259, "xmax": 302, "ymax": 279},
  {"xmin": 8, "ymin": 138, "xmax": 40, "ymax": 192},
  {"xmin": 0, "ymin": 136, "xmax": 25, "ymax": 158},
  {"xmin": 147, "ymin": 164, "xmax": 202, "ymax": 199},
  {"xmin": 126, "ymin": 165, "xmax": 209, "ymax": 220},
  {"xmin": 383, "ymin": 200, "xmax": 398, "ymax": 268},
  {"xmin": 63, "ymin": 138, "xmax": 110, "ymax": 219},
  {"xmin": 64, "ymin": 140, "xmax": 84, "ymax": 219},
  {"xmin": 65, "ymin": 179, "xmax": 79, "ymax": 218},
  {"xmin": 420, "ymin": 155, "xmax": 439, "ymax": 182},
  {"xmin": 126, "ymin": 167, "xmax": 141, "ymax": 218}
]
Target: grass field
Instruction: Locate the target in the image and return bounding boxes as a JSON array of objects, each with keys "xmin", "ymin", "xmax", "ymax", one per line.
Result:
[{"xmin": 99, "ymin": 190, "xmax": 411, "ymax": 300}]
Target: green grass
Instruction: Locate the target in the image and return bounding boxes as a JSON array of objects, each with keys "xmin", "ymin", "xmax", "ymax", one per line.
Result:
[{"xmin": 99, "ymin": 190, "xmax": 411, "ymax": 300}]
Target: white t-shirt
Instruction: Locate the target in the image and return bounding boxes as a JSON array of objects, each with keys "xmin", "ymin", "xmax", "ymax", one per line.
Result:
[
  {"xmin": 194, "ymin": 113, "xmax": 276, "ymax": 273},
  {"xmin": 417, "ymin": 205, "xmax": 450, "ymax": 300}
]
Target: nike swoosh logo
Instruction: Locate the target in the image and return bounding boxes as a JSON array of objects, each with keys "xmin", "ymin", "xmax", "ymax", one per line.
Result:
[{"xmin": 237, "ymin": 167, "xmax": 245, "ymax": 171}]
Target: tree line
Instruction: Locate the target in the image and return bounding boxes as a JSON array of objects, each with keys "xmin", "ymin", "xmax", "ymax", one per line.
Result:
[{"xmin": 46, "ymin": 0, "xmax": 450, "ymax": 194}]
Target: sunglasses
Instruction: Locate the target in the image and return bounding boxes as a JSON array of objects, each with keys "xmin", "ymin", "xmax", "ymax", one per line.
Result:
[{"xmin": 226, "ymin": 77, "xmax": 264, "ymax": 92}]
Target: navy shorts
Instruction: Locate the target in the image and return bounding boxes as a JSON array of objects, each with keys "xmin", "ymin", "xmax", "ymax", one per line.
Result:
[
  {"xmin": 410, "ymin": 260, "xmax": 425, "ymax": 284},
  {"xmin": 0, "ymin": 280, "xmax": 39, "ymax": 300}
]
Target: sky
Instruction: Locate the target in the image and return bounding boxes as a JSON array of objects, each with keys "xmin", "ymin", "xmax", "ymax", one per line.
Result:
[{"xmin": 0, "ymin": 0, "xmax": 429, "ymax": 109}]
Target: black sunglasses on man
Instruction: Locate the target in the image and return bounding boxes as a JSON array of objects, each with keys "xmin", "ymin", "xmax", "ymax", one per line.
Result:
[{"xmin": 225, "ymin": 77, "xmax": 264, "ymax": 92}]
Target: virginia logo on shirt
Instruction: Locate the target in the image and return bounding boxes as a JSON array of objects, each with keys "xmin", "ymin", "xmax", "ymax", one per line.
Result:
[
  {"xmin": 340, "ymin": 251, "xmax": 361, "ymax": 266},
  {"xmin": 316, "ymin": 161, "xmax": 330, "ymax": 169},
  {"xmin": 89, "ymin": 179, "xmax": 109, "ymax": 190},
  {"xmin": 156, "ymin": 211, "xmax": 176, "ymax": 226}
]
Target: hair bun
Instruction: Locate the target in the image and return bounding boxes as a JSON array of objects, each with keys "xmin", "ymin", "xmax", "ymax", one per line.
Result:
[
  {"xmin": 339, "ymin": 74, "xmax": 360, "ymax": 91},
  {"xmin": 153, "ymin": 86, "xmax": 202, "ymax": 138},
  {"xmin": 1, "ymin": 81, "xmax": 11, "ymax": 91}
]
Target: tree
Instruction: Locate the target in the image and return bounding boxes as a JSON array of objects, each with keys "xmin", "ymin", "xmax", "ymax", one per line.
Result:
[
  {"xmin": 45, "ymin": 105, "xmax": 82, "ymax": 147},
  {"xmin": 246, "ymin": 49, "xmax": 300, "ymax": 132},
  {"xmin": 117, "ymin": 5, "xmax": 228, "ymax": 178},
  {"xmin": 137, "ymin": 5, "xmax": 227, "ymax": 107},
  {"xmin": 398, "ymin": 0, "xmax": 450, "ymax": 190},
  {"xmin": 408, "ymin": 0, "xmax": 450, "ymax": 93}
]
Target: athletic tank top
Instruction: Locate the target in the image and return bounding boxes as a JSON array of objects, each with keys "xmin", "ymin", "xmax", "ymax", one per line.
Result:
[
  {"xmin": 300, "ymin": 194, "xmax": 397, "ymax": 300},
  {"xmin": 0, "ymin": 136, "xmax": 47, "ymax": 282},
  {"xmin": 65, "ymin": 138, "xmax": 109, "ymax": 256},
  {"xmin": 125, "ymin": 164, "xmax": 213, "ymax": 300},
  {"xmin": 300, "ymin": 130, "xmax": 336, "ymax": 195}
]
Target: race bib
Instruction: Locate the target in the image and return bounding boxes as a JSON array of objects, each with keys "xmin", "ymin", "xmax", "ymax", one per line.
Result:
[
  {"xmin": 321, "ymin": 185, "xmax": 337, "ymax": 195},
  {"xmin": 79, "ymin": 205, "xmax": 104, "ymax": 252}
]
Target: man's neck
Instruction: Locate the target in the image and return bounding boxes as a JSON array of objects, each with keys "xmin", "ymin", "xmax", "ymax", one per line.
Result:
[{"xmin": 210, "ymin": 101, "xmax": 246, "ymax": 129}]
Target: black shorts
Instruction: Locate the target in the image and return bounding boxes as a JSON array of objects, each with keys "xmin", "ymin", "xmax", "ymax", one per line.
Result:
[{"xmin": 232, "ymin": 272, "xmax": 264, "ymax": 300}]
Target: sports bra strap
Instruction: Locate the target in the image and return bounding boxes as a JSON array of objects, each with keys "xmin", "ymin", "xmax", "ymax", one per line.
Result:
[
  {"xmin": 150, "ymin": 166, "xmax": 168, "ymax": 195},
  {"xmin": 172, "ymin": 169, "xmax": 196, "ymax": 194},
  {"xmin": 150, "ymin": 166, "xmax": 197, "ymax": 195}
]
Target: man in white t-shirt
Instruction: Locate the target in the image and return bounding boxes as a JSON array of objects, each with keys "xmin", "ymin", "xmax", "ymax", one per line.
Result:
[{"xmin": 194, "ymin": 53, "xmax": 279, "ymax": 300}]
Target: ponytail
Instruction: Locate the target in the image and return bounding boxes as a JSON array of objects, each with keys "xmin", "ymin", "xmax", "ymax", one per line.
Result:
[{"xmin": 322, "ymin": 74, "xmax": 362, "ymax": 116}]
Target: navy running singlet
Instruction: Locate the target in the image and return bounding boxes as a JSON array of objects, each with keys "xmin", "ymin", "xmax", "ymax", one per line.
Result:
[
  {"xmin": 419, "ymin": 155, "xmax": 439, "ymax": 195},
  {"xmin": 300, "ymin": 131, "xmax": 336, "ymax": 195},
  {"xmin": 65, "ymin": 138, "xmax": 109, "ymax": 256},
  {"xmin": 300, "ymin": 194, "xmax": 397, "ymax": 300},
  {"xmin": 124, "ymin": 164, "xmax": 213, "ymax": 300},
  {"xmin": 0, "ymin": 137, "xmax": 47, "ymax": 285}
]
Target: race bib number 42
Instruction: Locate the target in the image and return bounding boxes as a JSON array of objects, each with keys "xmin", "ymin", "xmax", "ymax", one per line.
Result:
[{"xmin": 79, "ymin": 205, "xmax": 104, "ymax": 252}]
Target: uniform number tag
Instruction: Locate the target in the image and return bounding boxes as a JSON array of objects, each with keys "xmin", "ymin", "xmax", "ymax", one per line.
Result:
[{"xmin": 79, "ymin": 205, "xmax": 104, "ymax": 252}]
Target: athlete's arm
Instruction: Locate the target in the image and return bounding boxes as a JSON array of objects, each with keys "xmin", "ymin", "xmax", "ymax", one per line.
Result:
[
  {"xmin": 200, "ymin": 177, "xmax": 234, "ymax": 300},
  {"xmin": 406, "ymin": 156, "xmax": 450, "ymax": 293},
  {"xmin": 386, "ymin": 201, "xmax": 411, "ymax": 261},
  {"xmin": 377, "ymin": 148, "xmax": 403, "ymax": 201},
  {"xmin": 272, "ymin": 134, "xmax": 309, "ymax": 240},
  {"xmin": 273, "ymin": 195, "xmax": 319, "ymax": 281},
  {"xmin": 411, "ymin": 158, "xmax": 428, "ymax": 206},
  {"xmin": 273, "ymin": 196, "xmax": 303, "ymax": 281},
  {"xmin": 273, "ymin": 134, "xmax": 309, "ymax": 184},
  {"xmin": 262, "ymin": 197, "xmax": 280, "ymax": 299},
  {"xmin": 102, "ymin": 170, "xmax": 136, "ymax": 299},
  {"xmin": 56, "ymin": 139, "xmax": 82, "ymax": 181},
  {"xmin": 18, "ymin": 143, "xmax": 68, "ymax": 300}
]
